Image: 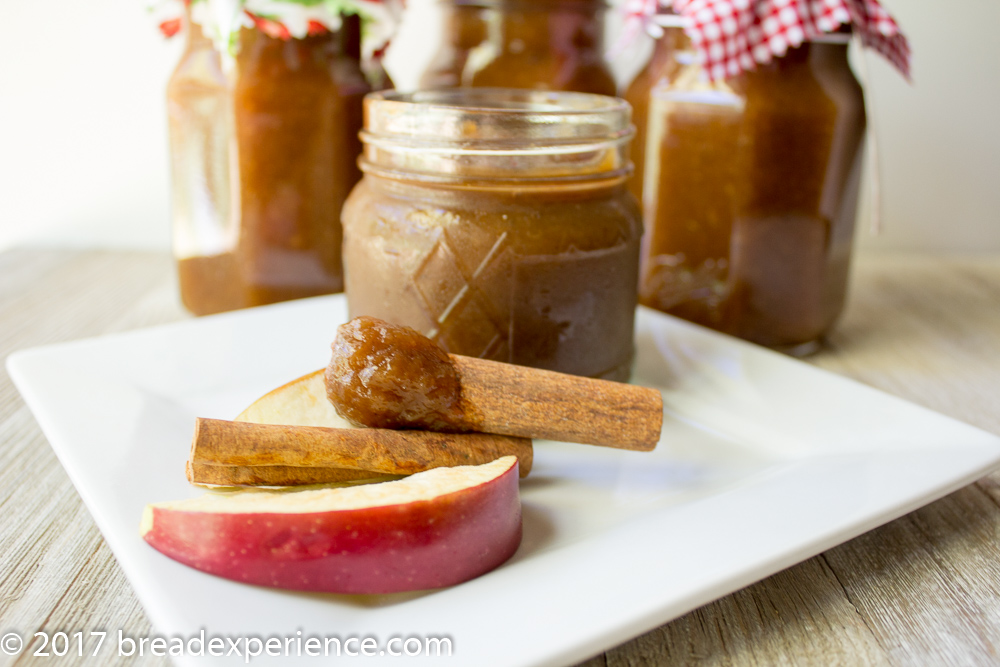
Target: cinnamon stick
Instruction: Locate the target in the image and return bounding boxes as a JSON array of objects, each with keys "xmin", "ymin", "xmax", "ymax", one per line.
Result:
[
  {"xmin": 327, "ymin": 316, "xmax": 663, "ymax": 451},
  {"xmin": 189, "ymin": 417, "xmax": 533, "ymax": 480},
  {"xmin": 452, "ymin": 356, "xmax": 663, "ymax": 451},
  {"xmin": 186, "ymin": 461, "xmax": 397, "ymax": 487}
]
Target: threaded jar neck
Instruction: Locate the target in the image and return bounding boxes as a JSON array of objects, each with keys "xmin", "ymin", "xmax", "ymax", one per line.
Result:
[{"xmin": 359, "ymin": 88, "xmax": 635, "ymax": 186}]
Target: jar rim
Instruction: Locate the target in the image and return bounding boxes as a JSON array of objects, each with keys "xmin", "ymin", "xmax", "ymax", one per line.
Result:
[
  {"xmin": 365, "ymin": 88, "xmax": 631, "ymax": 128},
  {"xmin": 360, "ymin": 88, "xmax": 634, "ymax": 184}
]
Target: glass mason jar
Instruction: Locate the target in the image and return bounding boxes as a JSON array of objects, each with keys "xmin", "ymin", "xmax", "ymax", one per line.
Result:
[
  {"xmin": 167, "ymin": 13, "xmax": 375, "ymax": 316},
  {"xmin": 419, "ymin": 3, "xmax": 488, "ymax": 88},
  {"xmin": 342, "ymin": 89, "xmax": 641, "ymax": 381},
  {"xmin": 622, "ymin": 14, "xmax": 684, "ymax": 205},
  {"xmin": 636, "ymin": 28, "xmax": 866, "ymax": 354},
  {"xmin": 419, "ymin": 0, "xmax": 616, "ymax": 95}
]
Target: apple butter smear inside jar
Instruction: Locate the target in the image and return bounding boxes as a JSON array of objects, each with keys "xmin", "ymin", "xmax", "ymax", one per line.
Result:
[{"xmin": 342, "ymin": 89, "xmax": 642, "ymax": 381}]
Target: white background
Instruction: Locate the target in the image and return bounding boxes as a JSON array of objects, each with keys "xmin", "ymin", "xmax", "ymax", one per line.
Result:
[{"xmin": 0, "ymin": 0, "xmax": 998, "ymax": 254}]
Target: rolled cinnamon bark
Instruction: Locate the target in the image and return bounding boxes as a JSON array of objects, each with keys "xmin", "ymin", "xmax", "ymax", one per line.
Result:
[
  {"xmin": 189, "ymin": 417, "xmax": 533, "ymax": 481},
  {"xmin": 186, "ymin": 461, "xmax": 391, "ymax": 487},
  {"xmin": 326, "ymin": 317, "xmax": 663, "ymax": 451},
  {"xmin": 452, "ymin": 356, "xmax": 662, "ymax": 451}
]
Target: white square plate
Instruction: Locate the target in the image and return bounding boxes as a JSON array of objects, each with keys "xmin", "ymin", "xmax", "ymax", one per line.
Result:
[{"xmin": 9, "ymin": 296, "xmax": 1000, "ymax": 666}]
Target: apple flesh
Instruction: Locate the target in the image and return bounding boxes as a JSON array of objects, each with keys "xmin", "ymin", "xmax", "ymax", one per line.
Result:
[
  {"xmin": 236, "ymin": 369, "xmax": 351, "ymax": 428},
  {"xmin": 142, "ymin": 456, "xmax": 521, "ymax": 594}
]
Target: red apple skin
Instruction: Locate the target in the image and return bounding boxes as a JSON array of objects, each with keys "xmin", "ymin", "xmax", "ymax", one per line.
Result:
[{"xmin": 142, "ymin": 460, "xmax": 521, "ymax": 594}]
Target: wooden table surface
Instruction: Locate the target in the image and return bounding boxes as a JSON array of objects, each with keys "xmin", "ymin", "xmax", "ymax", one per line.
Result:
[{"xmin": 2, "ymin": 248, "xmax": 1000, "ymax": 666}]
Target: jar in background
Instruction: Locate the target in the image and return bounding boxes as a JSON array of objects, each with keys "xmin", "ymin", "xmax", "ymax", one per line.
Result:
[
  {"xmin": 637, "ymin": 28, "xmax": 866, "ymax": 354},
  {"xmin": 419, "ymin": 0, "xmax": 616, "ymax": 96},
  {"xmin": 168, "ymin": 13, "xmax": 378, "ymax": 316},
  {"xmin": 621, "ymin": 13, "xmax": 684, "ymax": 205},
  {"xmin": 419, "ymin": 3, "xmax": 488, "ymax": 88},
  {"xmin": 343, "ymin": 89, "xmax": 641, "ymax": 381},
  {"xmin": 166, "ymin": 14, "xmax": 238, "ymax": 314}
]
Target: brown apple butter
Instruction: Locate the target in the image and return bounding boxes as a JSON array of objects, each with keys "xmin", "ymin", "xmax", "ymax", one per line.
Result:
[
  {"xmin": 342, "ymin": 89, "xmax": 641, "ymax": 381},
  {"xmin": 420, "ymin": 0, "xmax": 616, "ymax": 95},
  {"xmin": 326, "ymin": 316, "xmax": 465, "ymax": 431}
]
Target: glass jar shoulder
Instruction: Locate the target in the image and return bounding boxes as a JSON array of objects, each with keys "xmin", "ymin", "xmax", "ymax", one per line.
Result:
[
  {"xmin": 466, "ymin": 52, "xmax": 616, "ymax": 95},
  {"xmin": 167, "ymin": 27, "xmax": 227, "ymax": 97},
  {"xmin": 741, "ymin": 43, "xmax": 864, "ymax": 119},
  {"xmin": 463, "ymin": 2, "xmax": 615, "ymax": 94},
  {"xmin": 234, "ymin": 27, "xmax": 370, "ymax": 96},
  {"xmin": 346, "ymin": 177, "xmax": 641, "ymax": 255}
]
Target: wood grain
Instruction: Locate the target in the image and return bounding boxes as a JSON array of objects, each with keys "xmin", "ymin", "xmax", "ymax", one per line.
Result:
[
  {"xmin": 1, "ymin": 249, "xmax": 999, "ymax": 667},
  {"xmin": 0, "ymin": 249, "xmax": 182, "ymax": 667}
]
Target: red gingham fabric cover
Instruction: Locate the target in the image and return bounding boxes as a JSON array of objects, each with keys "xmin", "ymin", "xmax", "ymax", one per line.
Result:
[{"xmin": 651, "ymin": 0, "xmax": 910, "ymax": 81}]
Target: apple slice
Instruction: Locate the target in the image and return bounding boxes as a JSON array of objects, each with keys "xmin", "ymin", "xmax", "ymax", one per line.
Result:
[
  {"xmin": 142, "ymin": 456, "xmax": 521, "ymax": 594},
  {"xmin": 236, "ymin": 369, "xmax": 349, "ymax": 428},
  {"xmin": 220, "ymin": 370, "xmax": 368, "ymax": 486}
]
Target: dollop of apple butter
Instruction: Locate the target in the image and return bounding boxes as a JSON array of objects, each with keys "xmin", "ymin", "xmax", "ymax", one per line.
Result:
[{"xmin": 325, "ymin": 316, "xmax": 466, "ymax": 431}]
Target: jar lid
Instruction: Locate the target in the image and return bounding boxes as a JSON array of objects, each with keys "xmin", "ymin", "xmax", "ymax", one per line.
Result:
[{"xmin": 360, "ymin": 88, "xmax": 635, "ymax": 185}]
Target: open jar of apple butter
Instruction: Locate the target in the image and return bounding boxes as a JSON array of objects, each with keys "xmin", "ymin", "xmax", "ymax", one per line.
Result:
[
  {"xmin": 166, "ymin": 5, "xmax": 398, "ymax": 316},
  {"xmin": 419, "ymin": 0, "xmax": 616, "ymax": 95},
  {"xmin": 342, "ymin": 89, "xmax": 641, "ymax": 381}
]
